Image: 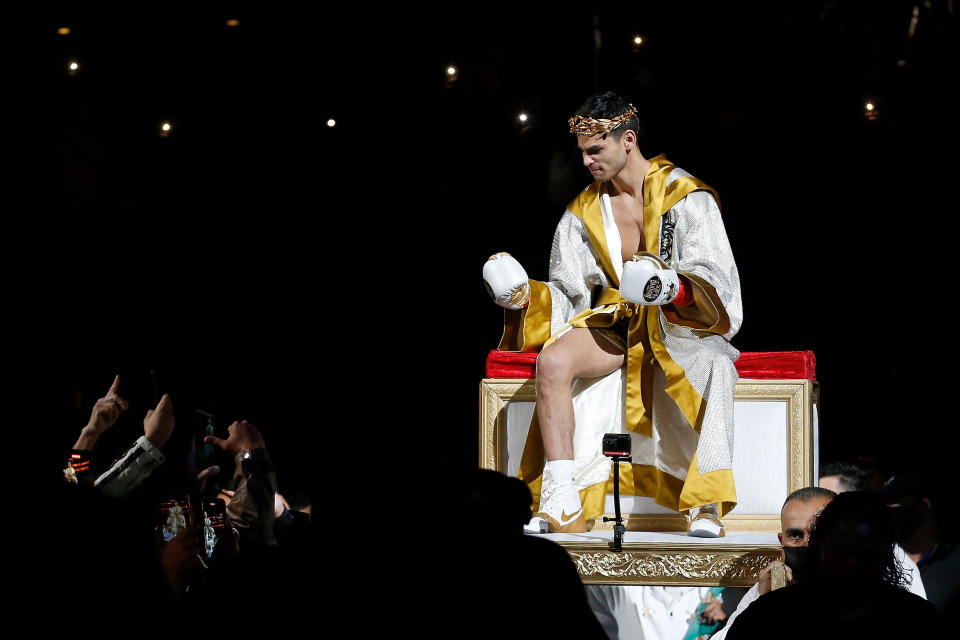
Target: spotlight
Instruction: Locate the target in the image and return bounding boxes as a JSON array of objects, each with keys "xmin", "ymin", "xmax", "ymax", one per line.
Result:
[
  {"xmin": 226, "ymin": 19, "xmax": 239, "ymax": 27},
  {"xmin": 519, "ymin": 113, "xmax": 528, "ymax": 123},
  {"xmin": 160, "ymin": 121, "xmax": 173, "ymax": 137},
  {"xmin": 67, "ymin": 60, "xmax": 80, "ymax": 76},
  {"xmin": 864, "ymin": 100, "xmax": 878, "ymax": 121},
  {"xmin": 58, "ymin": 27, "xmax": 71, "ymax": 36},
  {"xmin": 326, "ymin": 119, "xmax": 336, "ymax": 128},
  {"xmin": 444, "ymin": 65, "xmax": 459, "ymax": 88},
  {"xmin": 632, "ymin": 34, "xmax": 645, "ymax": 52}
]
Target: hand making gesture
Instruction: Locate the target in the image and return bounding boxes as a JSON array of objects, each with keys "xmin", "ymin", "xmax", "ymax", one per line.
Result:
[{"xmin": 73, "ymin": 375, "xmax": 129, "ymax": 450}]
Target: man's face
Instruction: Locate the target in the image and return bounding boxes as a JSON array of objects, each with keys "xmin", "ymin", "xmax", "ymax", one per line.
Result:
[
  {"xmin": 779, "ymin": 495, "xmax": 833, "ymax": 547},
  {"xmin": 577, "ymin": 132, "xmax": 628, "ymax": 182}
]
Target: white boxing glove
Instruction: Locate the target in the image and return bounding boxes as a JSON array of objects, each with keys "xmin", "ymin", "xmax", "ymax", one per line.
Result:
[
  {"xmin": 483, "ymin": 252, "xmax": 531, "ymax": 310},
  {"xmin": 620, "ymin": 252, "xmax": 681, "ymax": 305}
]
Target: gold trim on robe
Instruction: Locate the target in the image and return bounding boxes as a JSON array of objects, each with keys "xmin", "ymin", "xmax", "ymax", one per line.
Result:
[{"xmin": 498, "ymin": 280, "xmax": 552, "ymax": 352}]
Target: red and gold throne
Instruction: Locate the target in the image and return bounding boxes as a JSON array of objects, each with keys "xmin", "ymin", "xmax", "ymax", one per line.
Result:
[{"xmin": 479, "ymin": 349, "xmax": 819, "ymax": 586}]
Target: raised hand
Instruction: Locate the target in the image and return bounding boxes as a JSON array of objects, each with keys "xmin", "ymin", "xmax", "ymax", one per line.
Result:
[
  {"xmin": 483, "ymin": 252, "xmax": 531, "ymax": 310},
  {"xmin": 143, "ymin": 394, "xmax": 176, "ymax": 449},
  {"xmin": 204, "ymin": 420, "xmax": 266, "ymax": 454},
  {"xmin": 87, "ymin": 375, "xmax": 129, "ymax": 435},
  {"xmin": 757, "ymin": 561, "xmax": 793, "ymax": 595},
  {"xmin": 73, "ymin": 375, "xmax": 129, "ymax": 450},
  {"xmin": 620, "ymin": 253, "xmax": 682, "ymax": 305}
]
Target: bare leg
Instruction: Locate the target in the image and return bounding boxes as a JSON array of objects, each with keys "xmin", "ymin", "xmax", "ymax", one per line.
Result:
[{"xmin": 536, "ymin": 327, "xmax": 625, "ymax": 461}]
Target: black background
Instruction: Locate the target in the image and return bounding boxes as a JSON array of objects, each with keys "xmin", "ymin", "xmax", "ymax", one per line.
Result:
[{"xmin": 32, "ymin": 3, "xmax": 960, "ymax": 515}]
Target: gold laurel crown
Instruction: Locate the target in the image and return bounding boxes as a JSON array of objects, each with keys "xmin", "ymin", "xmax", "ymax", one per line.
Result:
[{"xmin": 568, "ymin": 104, "xmax": 637, "ymax": 136}]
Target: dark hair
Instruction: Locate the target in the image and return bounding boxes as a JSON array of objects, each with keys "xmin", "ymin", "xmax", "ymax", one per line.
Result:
[
  {"xmin": 807, "ymin": 491, "xmax": 908, "ymax": 589},
  {"xmin": 574, "ymin": 91, "xmax": 641, "ymax": 142},
  {"xmin": 783, "ymin": 486, "xmax": 837, "ymax": 510},
  {"xmin": 820, "ymin": 460, "xmax": 870, "ymax": 492}
]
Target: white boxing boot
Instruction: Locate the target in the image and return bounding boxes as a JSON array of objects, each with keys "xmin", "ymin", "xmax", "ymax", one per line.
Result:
[
  {"xmin": 688, "ymin": 503, "xmax": 725, "ymax": 538},
  {"xmin": 534, "ymin": 460, "xmax": 586, "ymax": 533}
]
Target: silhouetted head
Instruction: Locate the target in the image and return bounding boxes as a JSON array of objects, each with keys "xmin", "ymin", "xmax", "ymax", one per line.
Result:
[
  {"xmin": 463, "ymin": 469, "xmax": 533, "ymax": 537},
  {"xmin": 808, "ymin": 490, "xmax": 906, "ymax": 587},
  {"xmin": 878, "ymin": 472, "xmax": 935, "ymax": 544}
]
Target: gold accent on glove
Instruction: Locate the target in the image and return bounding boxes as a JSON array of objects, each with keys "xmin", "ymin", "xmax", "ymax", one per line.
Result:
[
  {"xmin": 508, "ymin": 283, "xmax": 531, "ymax": 309},
  {"xmin": 630, "ymin": 251, "xmax": 670, "ymax": 268}
]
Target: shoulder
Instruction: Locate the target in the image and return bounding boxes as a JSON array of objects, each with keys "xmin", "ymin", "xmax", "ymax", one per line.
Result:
[
  {"xmin": 671, "ymin": 190, "xmax": 721, "ymax": 228},
  {"xmin": 555, "ymin": 208, "xmax": 587, "ymax": 236},
  {"xmin": 662, "ymin": 166, "xmax": 721, "ymax": 215},
  {"xmin": 920, "ymin": 541, "xmax": 960, "ymax": 579},
  {"xmin": 666, "ymin": 166, "xmax": 694, "ymax": 184}
]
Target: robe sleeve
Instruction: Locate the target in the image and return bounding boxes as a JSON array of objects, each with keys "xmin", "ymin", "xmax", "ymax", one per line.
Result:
[
  {"xmin": 498, "ymin": 210, "xmax": 610, "ymax": 351},
  {"xmin": 662, "ymin": 190, "xmax": 743, "ymax": 341}
]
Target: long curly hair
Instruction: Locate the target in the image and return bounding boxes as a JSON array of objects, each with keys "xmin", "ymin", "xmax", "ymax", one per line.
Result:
[{"xmin": 806, "ymin": 490, "xmax": 909, "ymax": 589}]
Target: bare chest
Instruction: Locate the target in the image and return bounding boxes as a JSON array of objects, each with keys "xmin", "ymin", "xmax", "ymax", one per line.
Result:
[{"xmin": 610, "ymin": 196, "xmax": 646, "ymax": 263}]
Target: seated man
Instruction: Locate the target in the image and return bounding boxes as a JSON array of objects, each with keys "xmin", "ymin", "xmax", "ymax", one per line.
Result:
[{"xmin": 484, "ymin": 91, "xmax": 741, "ymax": 536}]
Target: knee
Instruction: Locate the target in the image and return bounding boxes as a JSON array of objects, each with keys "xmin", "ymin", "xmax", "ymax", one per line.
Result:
[{"xmin": 536, "ymin": 345, "xmax": 573, "ymax": 386}]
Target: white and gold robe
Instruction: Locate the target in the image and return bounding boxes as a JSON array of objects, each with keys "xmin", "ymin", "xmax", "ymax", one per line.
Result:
[{"xmin": 500, "ymin": 155, "xmax": 743, "ymax": 522}]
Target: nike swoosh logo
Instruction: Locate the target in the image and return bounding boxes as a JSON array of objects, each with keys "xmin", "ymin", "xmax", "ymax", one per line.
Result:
[{"xmin": 559, "ymin": 508, "xmax": 583, "ymax": 525}]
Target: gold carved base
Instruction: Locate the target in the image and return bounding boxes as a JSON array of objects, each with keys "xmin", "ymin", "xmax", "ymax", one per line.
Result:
[{"xmin": 560, "ymin": 541, "xmax": 782, "ymax": 586}]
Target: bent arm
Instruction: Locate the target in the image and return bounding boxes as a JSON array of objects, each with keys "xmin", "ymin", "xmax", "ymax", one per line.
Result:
[
  {"xmin": 662, "ymin": 190, "xmax": 743, "ymax": 340},
  {"xmin": 499, "ymin": 211, "xmax": 609, "ymax": 351},
  {"xmin": 94, "ymin": 436, "xmax": 166, "ymax": 497}
]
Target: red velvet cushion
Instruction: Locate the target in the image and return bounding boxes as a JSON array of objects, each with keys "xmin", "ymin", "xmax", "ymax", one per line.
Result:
[
  {"xmin": 485, "ymin": 349, "xmax": 816, "ymax": 380},
  {"xmin": 485, "ymin": 350, "xmax": 539, "ymax": 379},
  {"xmin": 734, "ymin": 351, "xmax": 816, "ymax": 380}
]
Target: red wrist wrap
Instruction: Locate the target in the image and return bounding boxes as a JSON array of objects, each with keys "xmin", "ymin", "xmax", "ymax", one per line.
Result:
[{"xmin": 673, "ymin": 277, "xmax": 694, "ymax": 306}]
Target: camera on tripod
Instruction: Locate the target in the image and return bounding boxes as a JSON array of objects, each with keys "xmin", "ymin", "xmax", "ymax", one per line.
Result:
[
  {"xmin": 602, "ymin": 433, "xmax": 631, "ymax": 551},
  {"xmin": 603, "ymin": 433, "xmax": 631, "ymax": 458}
]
